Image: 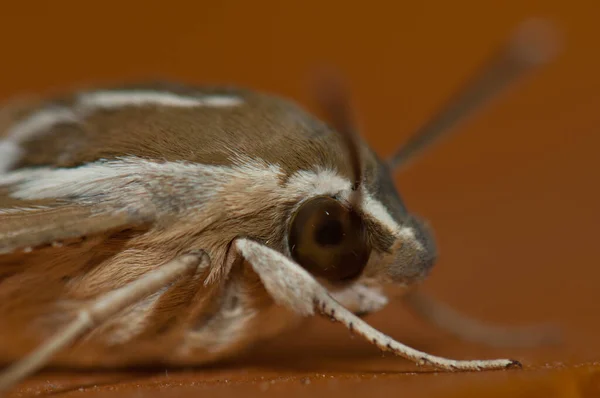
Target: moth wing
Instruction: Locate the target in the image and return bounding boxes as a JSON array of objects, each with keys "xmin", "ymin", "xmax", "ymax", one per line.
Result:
[{"xmin": 0, "ymin": 197, "xmax": 153, "ymax": 254}]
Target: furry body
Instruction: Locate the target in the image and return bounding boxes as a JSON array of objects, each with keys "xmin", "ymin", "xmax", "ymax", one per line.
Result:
[{"xmin": 0, "ymin": 83, "xmax": 433, "ymax": 368}]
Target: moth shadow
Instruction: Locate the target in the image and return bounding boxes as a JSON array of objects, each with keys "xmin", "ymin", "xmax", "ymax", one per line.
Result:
[
  {"xmin": 11, "ymin": 319, "xmax": 444, "ymax": 396},
  {"xmin": 15, "ymin": 370, "xmax": 160, "ymax": 397},
  {"xmin": 224, "ymin": 328, "xmax": 441, "ymax": 375},
  {"xmin": 14, "ymin": 338, "xmax": 439, "ymax": 396}
]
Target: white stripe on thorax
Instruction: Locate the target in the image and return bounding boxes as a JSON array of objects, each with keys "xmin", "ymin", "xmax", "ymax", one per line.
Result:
[{"xmin": 77, "ymin": 91, "xmax": 242, "ymax": 110}]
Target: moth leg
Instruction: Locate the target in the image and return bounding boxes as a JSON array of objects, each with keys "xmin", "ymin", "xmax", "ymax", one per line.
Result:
[
  {"xmin": 403, "ymin": 289, "xmax": 561, "ymax": 348},
  {"xmin": 236, "ymin": 238, "xmax": 520, "ymax": 371},
  {"xmin": 0, "ymin": 252, "xmax": 208, "ymax": 393}
]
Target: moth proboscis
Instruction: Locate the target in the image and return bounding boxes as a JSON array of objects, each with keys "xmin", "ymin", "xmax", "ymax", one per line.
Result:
[{"xmin": 0, "ymin": 19, "xmax": 560, "ymax": 393}]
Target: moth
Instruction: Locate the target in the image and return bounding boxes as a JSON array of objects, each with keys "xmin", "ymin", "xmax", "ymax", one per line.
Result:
[{"xmin": 0, "ymin": 20, "xmax": 558, "ymax": 392}]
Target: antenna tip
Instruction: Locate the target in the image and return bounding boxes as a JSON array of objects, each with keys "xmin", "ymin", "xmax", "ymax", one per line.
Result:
[{"xmin": 510, "ymin": 18, "xmax": 563, "ymax": 67}]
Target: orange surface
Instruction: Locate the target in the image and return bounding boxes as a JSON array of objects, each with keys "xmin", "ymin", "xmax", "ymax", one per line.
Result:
[{"xmin": 1, "ymin": 1, "xmax": 599, "ymax": 397}]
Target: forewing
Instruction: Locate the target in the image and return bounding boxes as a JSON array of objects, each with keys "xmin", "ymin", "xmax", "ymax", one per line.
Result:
[
  {"xmin": 0, "ymin": 94, "xmax": 157, "ymax": 254},
  {"xmin": 0, "ymin": 197, "xmax": 153, "ymax": 255}
]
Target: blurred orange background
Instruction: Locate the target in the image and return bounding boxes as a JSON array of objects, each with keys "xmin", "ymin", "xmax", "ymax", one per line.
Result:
[{"xmin": 1, "ymin": 1, "xmax": 599, "ymax": 397}]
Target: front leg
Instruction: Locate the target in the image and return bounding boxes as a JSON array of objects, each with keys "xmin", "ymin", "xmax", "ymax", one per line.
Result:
[{"xmin": 236, "ymin": 238, "xmax": 520, "ymax": 372}]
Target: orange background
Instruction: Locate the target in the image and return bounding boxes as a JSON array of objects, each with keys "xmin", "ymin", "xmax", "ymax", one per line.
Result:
[{"xmin": 1, "ymin": 1, "xmax": 599, "ymax": 397}]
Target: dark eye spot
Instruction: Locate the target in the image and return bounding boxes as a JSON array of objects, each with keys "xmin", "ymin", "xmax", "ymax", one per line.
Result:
[
  {"xmin": 288, "ymin": 196, "xmax": 371, "ymax": 284},
  {"xmin": 315, "ymin": 220, "xmax": 344, "ymax": 246}
]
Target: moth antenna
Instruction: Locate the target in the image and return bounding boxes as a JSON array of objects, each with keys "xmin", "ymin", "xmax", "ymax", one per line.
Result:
[
  {"xmin": 403, "ymin": 290, "xmax": 562, "ymax": 348},
  {"xmin": 313, "ymin": 72, "xmax": 364, "ymax": 209},
  {"xmin": 0, "ymin": 253, "xmax": 207, "ymax": 394},
  {"xmin": 388, "ymin": 18, "xmax": 561, "ymax": 171}
]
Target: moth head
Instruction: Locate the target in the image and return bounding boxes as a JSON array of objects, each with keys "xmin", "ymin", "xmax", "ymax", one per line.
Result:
[
  {"xmin": 287, "ymin": 191, "xmax": 437, "ymax": 287},
  {"xmin": 284, "ymin": 75, "xmax": 438, "ymax": 287},
  {"xmin": 285, "ymin": 181, "xmax": 437, "ymax": 289}
]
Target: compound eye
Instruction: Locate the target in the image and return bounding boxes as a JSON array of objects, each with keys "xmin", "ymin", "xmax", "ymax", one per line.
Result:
[{"xmin": 288, "ymin": 196, "xmax": 371, "ymax": 283}]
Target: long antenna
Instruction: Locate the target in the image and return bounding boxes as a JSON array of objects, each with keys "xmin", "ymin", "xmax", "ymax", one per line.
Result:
[
  {"xmin": 388, "ymin": 19, "xmax": 560, "ymax": 171},
  {"xmin": 314, "ymin": 72, "xmax": 364, "ymax": 208}
]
